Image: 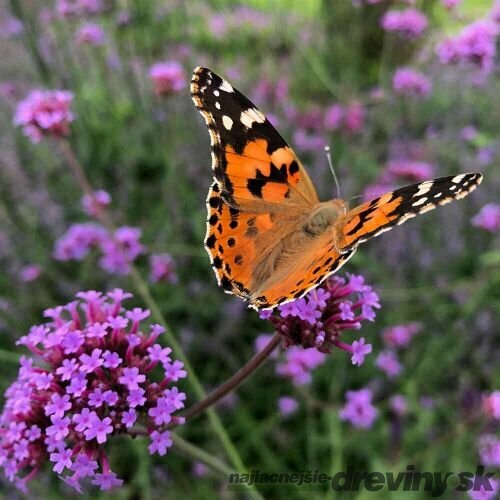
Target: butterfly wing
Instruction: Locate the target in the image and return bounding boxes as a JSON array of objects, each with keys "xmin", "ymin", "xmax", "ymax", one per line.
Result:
[
  {"xmin": 338, "ymin": 173, "xmax": 483, "ymax": 250},
  {"xmin": 191, "ymin": 67, "xmax": 319, "ymax": 210}
]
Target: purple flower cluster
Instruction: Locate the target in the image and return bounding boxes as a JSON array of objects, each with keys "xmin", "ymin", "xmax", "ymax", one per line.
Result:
[
  {"xmin": 56, "ymin": 0, "xmax": 104, "ymax": 18},
  {"xmin": 54, "ymin": 223, "xmax": 144, "ymax": 275},
  {"xmin": 392, "ymin": 68, "xmax": 432, "ymax": 98},
  {"xmin": 339, "ymin": 388, "xmax": 378, "ymax": 428},
  {"xmin": 363, "ymin": 160, "xmax": 434, "ymax": 200},
  {"xmin": 277, "ymin": 396, "xmax": 299, "ymax": 417},
  {"xmin": 436, "ymin": 20, "xmax": 498, "ymax": 80},
  {"xmin": 382, "ymin": 322, "xmax": 421, "ymax": 347},
  {"xmin": 482, "ymin": 391, "xmax": 500, "ymax": 420},
  {"xmin": 259, "ymin": 275, "xmax": 380, "ymax": 384},
  {"xmin": 75, "ymin": 23, "xmax": 105, "ymax": 46},
  {"xmin": 472, "ymin": 204, "xmax": 500, "ymax": 233},
  {"xmin": 208, "ymin": 6, "xmax": 271, "ymax": 39},
  {"xmin": 19, "ymin": 264, "xmax": 42, "ymax": 283},
  {"xmin": 380, "ymin": 8, "xmax": 428, "ymax": 39},
  {"xmin": 82, "ymin": 190, "xmax": 111, "ymax": 218},
  {"xmin": 324, "ymin": 102, "xmax": 365, "ymax": 134},
  {"xmin": 149, "ymin": 254, "xmax": 178, "ymax": 284},
  {"xmin": 0, "ymin": 289, "xmax": 186, "ymax": 493},
  {"xmin": 442, "ymin": 0, "xmax": 461, "ymax": 9},
  {"xmin": 13, "ymin": 90, "xmax": 74, "ymax": 143},
  {"xmin": 478, "ymin": 434, "xmax": 500, "ymax": 467},
  {"xmin": 148, "ymin": 61, "xmax": 186, "ymax": 96}
]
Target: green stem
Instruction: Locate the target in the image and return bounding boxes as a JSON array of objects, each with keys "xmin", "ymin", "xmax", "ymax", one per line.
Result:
[
  {"xmin": 0, "ymin": 348, "xmax": 21, "ymax": 364},
  {"xmin": 172, "ymin": 434, "xmax": 234, "ymax": 476}
]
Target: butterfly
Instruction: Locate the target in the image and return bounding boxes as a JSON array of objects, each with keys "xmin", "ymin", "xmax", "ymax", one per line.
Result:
[{"xmin": 191, "ymin": 67, "xmax": 483, "ymax": 310}]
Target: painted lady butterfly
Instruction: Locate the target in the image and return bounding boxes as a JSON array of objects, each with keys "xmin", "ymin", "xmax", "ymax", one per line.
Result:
[{"xmin": 191, "ymin": 67, "xmax": 483, "ymax": 310}]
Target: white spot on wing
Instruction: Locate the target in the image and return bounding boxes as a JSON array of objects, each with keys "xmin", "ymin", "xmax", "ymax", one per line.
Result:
[
  {"xmin": 219, "ymin": 80, "xmax": 233, "ymax": 92},
  {"xmin": 452, "ymin": 174, "xmax": 465, "ymax": 184},
  {"xmin": 215, "ymin": 102, "xmax": 221, "ymax": 109},
  {"xmin": 412, "ymin": 197, "xmax": 428, "ymax": 207},
  {"xmin": 213, "ymin": 90, "xmax": 219, "ymax": 97},
  {"xmin": 415, "ymin": 182, "xmax": 433, "ymax": 197},
  {"xmin": 240, "ymin": 108, "xmax": 266, "ymax": 128},
  {"xmin": 222, "ymin": 115, "xmax": 233, "ymax": 130}
]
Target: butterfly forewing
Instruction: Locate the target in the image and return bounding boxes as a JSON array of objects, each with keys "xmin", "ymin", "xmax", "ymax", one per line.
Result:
[{"xmin": 338, "ymin": 173, "xmax": 483, "ymax": 251}]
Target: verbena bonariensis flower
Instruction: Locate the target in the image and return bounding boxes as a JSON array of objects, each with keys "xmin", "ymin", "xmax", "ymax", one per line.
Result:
[
  {"xmin": 339, "ymin": 388, "xmax": 378, "ymax": 428},
  {"xmin": 56, "ymin": 0, "xmax": 104, "ymax": 18},
  {"xmin": 149, "ymin": 254, "xmax": 178, "ymax": 284},
  {"xmin": 13, "ymin": 90, "xmax": 74, "ymax": 143},
  {"xmin": 19, "ymin": 264, "xmax": 42, "ymax": 283},
  {"xmin": 382, "ymin": 322, "xmax": 421, "ymax": 348},
  {"xmin": 82, "ymin": 190, "xmax": 111, "ymax": 218},
  {"xmin": 0, "ymin": 289, "xmax": 186, "ymax": 493},
  {"xmin": 54, "ymin": 224, "xmax": 144, "ymax": 275},
  {"xmin": 376, "ymin": 350, "xmax": 402, "ymax": 378},
  {"xmin": 277, "ymin": 396, "xmax": 299, "ymax": 417},
  {"xmin": 380, "ymin": 8, "xmax": 428, "ymax": 39},
  {"xmin": 75, "ymin": 23, "xmax": 105, "ymax": 46},
  {"xmin": 471, "ymin": 204, "xmax": 500, "ymax": 233},
  {"xmin": 436, "ymin": 20, "xmax": 498, "ymax": 79},
  {"xmin": 478, "ymin": 435, "xmax": 500, "ymax": 467},
  {"xmin": 389, "ymin": 395, "xmax": 408, "ymax": 416},
  {"xmin": 261, "ymin": 274, "xmax": 379, "ymax": 368},
  {"xmin": 392, "ymin": 68, "xmax": 432, "ymax": 98},
  {"xmin": 148, "ymin": 61, "xmax": 186, "ymax": 96},
  {"xmin": 482, "ymin": 391, "xmax": 500, "ymax": 420},
  {"xmin": 442, "ymin": 0, "xmax": 461, "ymax": 9}
]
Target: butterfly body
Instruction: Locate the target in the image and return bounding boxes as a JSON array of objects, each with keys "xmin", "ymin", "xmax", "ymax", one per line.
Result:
[{"xmin": 191, "ymin": 67, "xmax": 483, "ymax": 310}]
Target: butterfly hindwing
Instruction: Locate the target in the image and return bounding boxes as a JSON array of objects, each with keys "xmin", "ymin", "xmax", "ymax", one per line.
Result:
[{"xmin": 339, "ymin": 173, "xmax": 483, "ymax": 250}]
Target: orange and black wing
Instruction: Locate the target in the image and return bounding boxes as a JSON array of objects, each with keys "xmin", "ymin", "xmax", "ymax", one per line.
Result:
[
  {"xmin": 191, "ymin": 66, "xmax": 318, "ymax": 210},
  {"xmin": 338, "ymin": 173, "xmax": 483, "ymax": 250}
]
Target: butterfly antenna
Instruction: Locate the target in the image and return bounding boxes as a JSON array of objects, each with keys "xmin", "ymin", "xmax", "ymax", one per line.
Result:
[{"xmin": 325, "ymin": 146, "xmax": 341, "ymax": 199}]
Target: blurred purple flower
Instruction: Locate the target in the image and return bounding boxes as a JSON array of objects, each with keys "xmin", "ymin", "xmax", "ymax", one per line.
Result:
[
  {"xmin": 53, "ymin": 223, "xmax": 108, "ymax": 261},
  {"xmin": 436, "ymin": 20, "xmax": 498, "ymax": 79},
  {"xmin": 293, "ymin": 129, "xmax": 326, "ymax": 152},
  {"xmin": 75, "ymin": 23, "xmax": 105, "ymax": 45},
  {"xmin": 383, "ymin": 322, "xmax": 421, "ymax": 348},
  {"xmin": 344, "ymin": 102, "xmax": 365, "ymax": 134},
  {"xmin": 324, "ymin": 104, "xmax": 344, "ymax": 131},
  {"xmin": 339, "ymin": 388, "xmax": 378, "ymax": 428},
  {"xmin": 472, "ymin": 204, "xmax": 500, "ymax": 233},
  {"xmin": 0, "ymin": 290, "xmax": 185, "ymax": 493},
  {"xmin": 482, "ymin": 391, "xmax": 500, "ymax": 420},
  {"xmin": 387, "ymin": 161, "xmax": 434, "ymax": 182},
  {"xmin": 53, "ymin": 224, "xmax": 144, "ymax": 275},
  {"xmin": 478, "ymin": 434, "xmax": 500, "ymax": 467},
  {"xmin": 149, "ymin": 254, "xmax": 178, "ymax": 284},
  {"xmin": 461, "ymin": 125, "xmax": 478, "ymax": 141},
  {"xmin": 467, "ymin": 479, "xmax": 498, "ymax": 500},
  {"xmin": 148, "ymin": 61, "xmax": 186, "ymax": 96},
  {"xmin": 19, "ymin": 264, "xmax": 42, "ymax": 283},
  {"xmin": 56, "ymin": 0, "xmax": 104, "ymax": 17},
  {"xmin": 376, "ymin": 350, "xmax": 402, "ymax": 378},
  {"xmin": 442, "ymin": 0, "xmax": 461, "ymax": 9},
  {"xmin": 477, "ymin": 146, "xmax": 495, "ymax": 166},
  {"xmin": 389, "ymin": 394, "xmax": 408, "ymax": 416},
  {"xmin": 13, "ymin": 90, "xmax": 74, "ymax": 143},
  {"xmin": 393, "ymin": 68, "xmax": 432, "ymax": 98},
  {"xmin": 278, "ymin": 396, "xmax": 299, "ymax": 417},
  {"xmin": 192, "ymin": 461, "xmax": 208, "ymax": 477},
  {"xmin": 1, "ymin": 17, "xmax": 24, "ymax": 38},
  {"xmin": 276, "ymin": 347, "xmax": 326, "ymax": 385},
  {"xmin": 82, "ymin": 189, "xmax": 111, "ymax": 217},
  {"xmin": 381, "ymin": 8, "xmax": 428, "ymax": 39}
]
